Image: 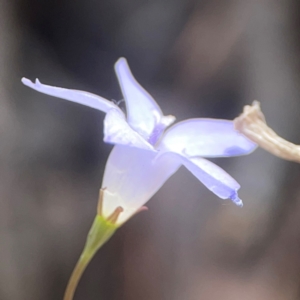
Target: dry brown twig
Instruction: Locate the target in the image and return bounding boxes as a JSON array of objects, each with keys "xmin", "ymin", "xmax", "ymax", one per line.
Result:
[{"xmin": 234, "ymin": 101, "xmax": 300, "ymax": 163}]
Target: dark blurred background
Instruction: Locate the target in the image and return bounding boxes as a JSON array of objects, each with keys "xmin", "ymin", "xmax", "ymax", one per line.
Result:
[{"xmin": 1, "ymin": 0, "xmax": 300, "ymax": 299}]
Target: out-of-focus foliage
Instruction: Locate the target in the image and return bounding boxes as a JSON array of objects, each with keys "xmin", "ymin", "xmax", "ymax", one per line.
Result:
[{"xmin": 1, "ymin": 0, "xmax": 300, "ymax": 299}]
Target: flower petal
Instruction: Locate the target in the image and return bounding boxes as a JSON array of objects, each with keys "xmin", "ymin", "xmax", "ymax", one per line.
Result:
[
  {"xmin": 101, "ymin": 145, "xmax": 181, "ymax": 224},
  {"xmin": 115, "ymin": 58, "xmax": 173, "ymax": 139},
  {"xmin": 158, "ymin": 119, "xmax": 257, "ymax": 157},
  {"xmin": 180, "ymin": 155, "xmax": 242, "ymax": 206},
  {"xmin": 21, "ymin": 78, "xmax": 119, "ymax": 113},
  {"xmin": 104, "ymin": 109, "xmax": 154, "ymax": 151}
]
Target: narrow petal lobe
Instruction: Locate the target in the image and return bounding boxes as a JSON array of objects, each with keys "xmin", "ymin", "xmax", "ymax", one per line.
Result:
[
  {"xmin": 158, "ymin": 119, "xmax": 257, "ymax": 157},
  {"xmin": 22, "ymin": 78, "xmax": 119, "ymax": 113},
  {"xmin": 180, "ymin": 155, "xmax": 242, "ymax": 206},
  {"xmin": 114, "ymin": 58, "xmax": 165, "ymax": 139}
]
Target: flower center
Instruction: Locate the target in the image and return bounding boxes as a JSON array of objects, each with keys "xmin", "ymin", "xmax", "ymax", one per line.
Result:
[{"xmin": 148, "ymin": 123, "xmax": 165, "ymax": 145}]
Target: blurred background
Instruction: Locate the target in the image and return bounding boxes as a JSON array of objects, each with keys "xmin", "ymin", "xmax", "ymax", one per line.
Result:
[{"xmin": 1, "ymin": 0, "xmax": 300, "ymax": 299}]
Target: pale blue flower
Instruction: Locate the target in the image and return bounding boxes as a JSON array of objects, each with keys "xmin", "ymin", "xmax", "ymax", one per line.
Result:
[{"xmin": 22, "ymin": 58, "xmax": 256, "ymax": 225}]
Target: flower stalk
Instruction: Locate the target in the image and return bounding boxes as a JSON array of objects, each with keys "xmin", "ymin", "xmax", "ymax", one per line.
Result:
[{"xmin": 63, "ymin": 189, "xmax": 121, "ymax": 300}]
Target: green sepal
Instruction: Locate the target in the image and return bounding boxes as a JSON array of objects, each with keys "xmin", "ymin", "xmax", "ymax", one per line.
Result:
[{"xmin": 82, "ymin": 215, "xmax": 118, "ymax": 260}]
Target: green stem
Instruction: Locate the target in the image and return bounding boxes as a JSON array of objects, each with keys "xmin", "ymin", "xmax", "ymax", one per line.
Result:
[{"xmin": 63, "ymin": 215, "xmax": 117, "ymax": 300}]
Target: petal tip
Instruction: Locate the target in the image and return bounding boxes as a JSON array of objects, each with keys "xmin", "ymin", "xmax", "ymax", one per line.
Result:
[
  {"xmin": 21, "ymin": 77, "xmax": 42, "ymax": 89},
  {"xmin": 115, "ymin": 57, "xmax": 128, "ymax": 70},
  {"xmin": 21, "ymin": 77, "xmax": 32, "ymax": 86},
  {"xmin": 230, "ymin": 193, "xmax": 243, "ymax": 207}
]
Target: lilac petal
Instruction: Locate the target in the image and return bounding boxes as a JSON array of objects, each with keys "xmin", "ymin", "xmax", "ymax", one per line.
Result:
[
  {"xmin": 101, "ymin": 145, "xmax": 181, "ymax": 224},
  {"xmin": 104, "ymin": 109, "xmax": 154, "ymax": 151},
  {"xmin": 22, "ymin": 78, "xmax": 119, "ymax": 113},
  {"xmin": 180, "ymin": 155, "xmax": 242, "ymax": 206},
  {"xmin": 115, "ymin": 58, "xmax": 173, "ymax": 139},
  {"xmin": 158, "ymin": 119, "xmax": 257, "ymax": 157}
]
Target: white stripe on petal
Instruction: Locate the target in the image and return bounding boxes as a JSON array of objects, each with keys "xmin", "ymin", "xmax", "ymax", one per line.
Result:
[
  {"xmin": 158, "ymin": 118, "xmax": 257, "ymax": 157},
  {"xmin": 21, "ymin": 78, "xmax": 119, "ymax": 113}
]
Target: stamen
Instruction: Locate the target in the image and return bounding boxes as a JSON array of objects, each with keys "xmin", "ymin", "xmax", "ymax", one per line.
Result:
[{"xmin": 107, "ymin": 206, "xmax": 124, "ymax": 224}]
